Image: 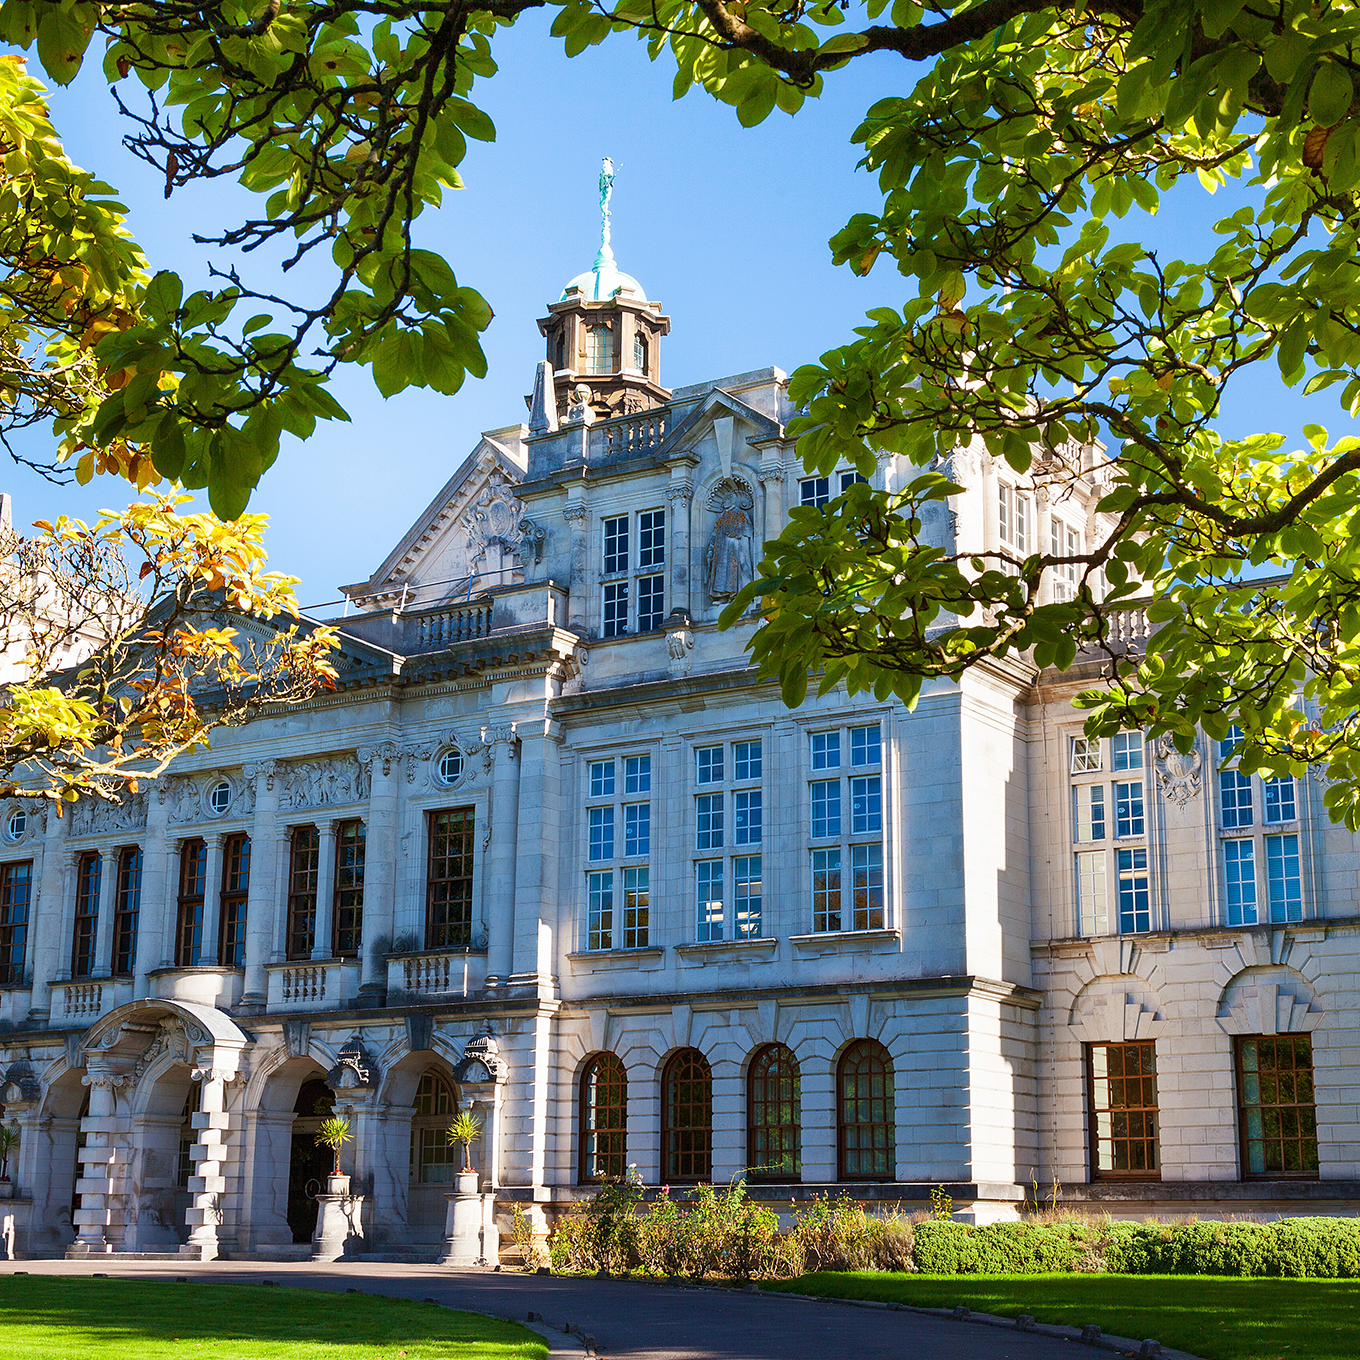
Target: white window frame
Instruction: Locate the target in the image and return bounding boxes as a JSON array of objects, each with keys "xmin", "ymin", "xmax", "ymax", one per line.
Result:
[
  {"xmin": 582, "ymin": 750, "xmax": 653, "ymax": 951},
  {"xmin": 806, "ymin": 721, "xmax": 885, "ymax": 934}
]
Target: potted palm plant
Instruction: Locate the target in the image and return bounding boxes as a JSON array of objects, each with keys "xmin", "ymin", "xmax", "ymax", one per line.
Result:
[
  {"xmin": 446, "ymin": 1111, "xmax": 482, "ymax": 1191},
  {"xmin": 315, "ymin": 1116, "xmax": 353, "ymax": 1193},
  {"xmin": 0, "ymin": 1124, "xmax": 17, "ymax": 1199}
]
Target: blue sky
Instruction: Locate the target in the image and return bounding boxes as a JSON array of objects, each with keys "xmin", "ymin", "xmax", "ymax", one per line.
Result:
[{"xmin": 4, "ymin": 21, "xmax": 1348, "ymax": 607}]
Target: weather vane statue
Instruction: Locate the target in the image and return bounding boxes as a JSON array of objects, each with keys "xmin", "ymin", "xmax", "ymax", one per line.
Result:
[{"xmin": 595, "ymin": 156, "xmax": 615, "ymax": 270}]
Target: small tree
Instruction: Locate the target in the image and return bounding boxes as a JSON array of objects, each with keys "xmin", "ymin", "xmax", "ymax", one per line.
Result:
[
  {"xmin": 314, "ymin": 1117, "xmax": 352, "ymax": 1176},
  {"xmin": 446, "ymin": 1112, "xmax": 482, "ymax": 1173},
  {"xmin": 0, "ymin": 1124, "xmax": 18, "ymax": 1181}
]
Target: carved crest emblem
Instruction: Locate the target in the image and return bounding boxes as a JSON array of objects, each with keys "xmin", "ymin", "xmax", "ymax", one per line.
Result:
[{"xmin": 1154, "ymin": 734, "xmax": 1202, "ymax": 806}]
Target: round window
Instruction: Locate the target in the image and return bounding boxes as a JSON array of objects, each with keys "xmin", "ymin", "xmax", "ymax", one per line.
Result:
[
  {"xmin": 438, "ymin": 749, "xmax": 463, "ymax": 784},
  {"xmin": 209, "ymin": 781, "xmax": 232, "ymax": 814},
  {"xmin": 6, "ymin": 808, "xmax": 26, "ymax": 841}
]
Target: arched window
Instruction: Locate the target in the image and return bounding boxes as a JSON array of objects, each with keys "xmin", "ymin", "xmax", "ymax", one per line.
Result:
[
  {"xmin": 633, "ymin": 331, "xmax": 649, "ymax": 374},
  {"xmin": 585, "ymin": 325, "xmax": 614, "ymax": 374},
  {"xmin": 747, "ymin": 1044, "xmax": 800, "ymax": 1182},
  {"xmin": 662, "ymin": 1048, "xmax": 712, "ymax": 1183},
  {"xmin": 838, "ymin": 1039, "xmax": 895, "ymax": 1181},
  {"xmin": 411, "ymin": 1070, "xmax": 458, "ymax": 1184},
  {"xmin": 579, "ymin": 1052, "xmax": 628, "ymax": 1183}
]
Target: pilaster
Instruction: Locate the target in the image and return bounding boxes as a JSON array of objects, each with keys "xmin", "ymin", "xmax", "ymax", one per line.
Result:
[
  {"xmin": 357, "ymin": 741, "xmax": 401, "ymax": 1005},
  {"xmin": 134, "ymin": 787, "xmax": 172, "ymax": 998},
  {"xmin": 241, "ymin": 760, "xmax": 279, "ymax": 1010},
  {"xmin": 198, "ymin": 833, "xmax": 224, "ymax": 966},
  {"xmin": 313, "ymin": 820, "xmax": 339, "ymax": 962},
  {"xmin": 485, "ymin": 726, "xmax": 522, "ymax": 987},
  {"xmin": 27, "ymin": 808, "xmax": 68, "ymax": 1020}
]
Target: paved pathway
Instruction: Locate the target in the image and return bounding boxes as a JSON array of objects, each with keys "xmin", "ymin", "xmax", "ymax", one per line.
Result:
[{"xmin": 0, "ymin": 1259, "xmax": 1083, "ymax": 1360}]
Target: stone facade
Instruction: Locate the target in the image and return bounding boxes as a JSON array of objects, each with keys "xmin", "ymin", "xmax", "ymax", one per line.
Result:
[{"xmin": 0, "ymin": 257, "xmax": 1357, "ymax": 1262}]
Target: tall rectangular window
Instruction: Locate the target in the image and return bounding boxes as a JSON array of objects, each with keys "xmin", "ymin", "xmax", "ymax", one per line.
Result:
[
  {"xmin": 427, "ymin": 807, "xmax": 474, "ymax": 949},
  {"xmin": 603, "ymin": 515, "xmax": 628, "ymax": 574},
  {"xmin": 811, "ymin": 780, "xmax": 841, "ymax": 839},
  {"xmin": 851, "ymin": 844, "xmax": 884, "ymax": 930},
  {"xmin": 625, "ymin": 754, "xmax": 650, "ymax": 793},
  {"xmin": 112, "ymin": 846, "xmax": 142, "ymax": 976},
  {"xmin": 1051, "ymin": 518, "xmax": 1080, "ymax": 601},
  {"xmin": 1075, "ymin": 851, "xmax": 1107, "ymax": 936},
  {"xmin": 1266, "ymin": 833, "xmax": 1302, "ymax": 923},
  {"xmin": 1264, "ymin": 776, "xmax": 1297, "ymax": 824},
  {"xmin": 1220, "ymin": 724, "xmax": 1244, "ymax": 757},
  {"xmin": 622, "ymin": 866, "xmax": 649, "ymax": 949},
  {"xmin": 734, "ymin": 856, "xmax": 762, "ymax": 939},
  {"xmin": 637, "ymin": 575, "xmax": 665, "ymax": 631},
  {"xmin": 602, "ymin": 580, "xmax": 628, "ymax": 638},
  {"xmin": 1116, "ymin": 847, "xmax": 1150, "ymax": 933},
  {"xmin": 286, "ymin": 825, "xmax": 319, "ymax": 960},
  {"xmin": 1224, "ymin": 839, "xmax": 1258, "ymax": 926},
  {"xmin": 1114, "ymin": 781, "xmax": 1144, "ymax": 838},
  {"xmin": 587, "ymin": 870, "xmax": 614, "ymax": 951},
  {"xmin": 811, "ymin": 848, "xmax": 841, "ymax": 933},
  {"xmin": 637, "ymin": 509, "xmax": 665, "ymax": 568},
  {"xmin": 1112, "ymin": 732, "xmax": 1143, "ymax": 771},
  {"xmin": 0, "ymin": 861, "xmax": 32, "ymax": 985},
  {"xmin": 810, "ymin": 731, "xmax": 840, "ymax": 770},
  {"xmin": 734, "ymin": 789, "xmax": 762, "ymax": 846},
  {"xmin": 72, "ymin": 851, "xmax": 101, "ymax": 979},
  {"xmin": 734, "ymin": 740, "xmax": 762, "ymax": 781},
  {"xmin": 696, "ymin": 794, "xmax": 723, "ymax": 850},
  {"xmin": 589, "ymin": 806, "xmax": 615, "ymax": 861},
  {"xmin": 333, "ymin": 819, "xmax": 366, "ymax": 957},
  {"xmin": 1236, "ymin": 1035, "xmax": 1318, "ymax": 1179},
  {"xmin": 1088, "ymin": 1041, "xmax": 1159, "ymax": 1179},
  {"xmin": 696, "ymin": 745, "xmax": 723, "ymax": 785},
  {"xmin": 696, "ymin": 860, "xmax": 724, "ymax": 942},
  {"xmin": 840, "ymin": 469, "xmax": 869, "ymax": 492},
  {"xmin": 1073, "ymin": 784, "xmax": 1106, "ymax": 842},
  {"xmin": 1070, "ymin": 736, "xmax": 1102, "ymax": 773},
  {"xmin": 176, "ymin": 839, "xmax": 207, "ymax": 967},
  {"xmin": 218, "ymin": 833, "xmax": 250, "ymax": 968},
  {"xmin": 799, "ymin": 476, "xmax": 830, "ymax": 507},
  {"xmin": 590, "ymin": 759, "xmax": 615, "ymax": 797},
  {"xmin": 849, "ymin": 776, "xmax": 882, "ymax": 834},
  {"xmin": 624, "ymin": 802, "xmax": 650, "ymax": 857},
  {"xmin": 1221, "ymin": 770, "xmax": 1253, "ymax": 828},
  {"xmin": 850, "ymin": 724, "xmax": 881, "ymax": 767}
]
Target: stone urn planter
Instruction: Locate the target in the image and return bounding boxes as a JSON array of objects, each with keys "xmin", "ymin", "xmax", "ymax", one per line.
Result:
[
  {"xmin": 439, "ymin": 1170, "xmax": 484, "ymax": 1267},
  {"xmin": 0, "ymin": 1181, "xmax": 13, "ymax": 1201},
  {"xmin": 311, "ymin": 1173, "xmax": 364, "ymax": 1262}
]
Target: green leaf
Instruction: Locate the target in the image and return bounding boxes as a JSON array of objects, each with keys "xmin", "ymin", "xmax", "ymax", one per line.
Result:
[
  {"xmin": 142, "ymin": 271, "xmax": 183, "ymax": 324},
  {"xmin": 1309, "ymin": 62, "xmax": 1355, "ymax": 126}
]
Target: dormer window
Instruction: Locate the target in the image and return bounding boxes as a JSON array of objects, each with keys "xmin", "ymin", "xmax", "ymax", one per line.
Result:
[{"xmin": 586, "ymin": 324, "xmax": 614, "ymax": 375}]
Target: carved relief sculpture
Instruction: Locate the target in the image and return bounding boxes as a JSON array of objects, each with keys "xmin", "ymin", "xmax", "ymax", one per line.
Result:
[
  {"xmin": 1154, "ymin": 733, "xmax": 1203, "ymax": 806},
  {"xmin": 703, "ymin": 478, "xmax": 755, "ymax": 601},
  {"xmin": 278, "ymin": 756, "xmax": 371, "ymax": 811}
]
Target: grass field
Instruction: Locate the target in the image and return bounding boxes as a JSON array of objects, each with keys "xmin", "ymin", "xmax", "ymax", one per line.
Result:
[
  {"xmin": 763, "ymin": 1272, "xmax": 1360, "ymax": 1360},
  {"xmin": 0, "ymin": 1277, "xmax": 546, "ymax": 1360}
]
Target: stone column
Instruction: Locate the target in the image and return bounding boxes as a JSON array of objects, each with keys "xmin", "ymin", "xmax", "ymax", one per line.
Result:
[
  {"xmin": 510, "ymin": 720, "xmax": 561, "ymax": 989},
  {"xmin": 71, "ymin": 1067, "xmax": 125, "ymax": 1254},
  {"xmin": 563, "ymin": 498, "xmax": 588, "ymax": 632},
  {"xmin": 198, "ymin": 833, "xmax": 224, "ymax": 966},
  {"xmin": 757, "ymin": 460, "xmax": 785, "ymax": 548},
  {"xmin": 241, "ymin": 761, "xmax": 279, "ymax": 1011},
  {"xmin": 484, "ymin": 726, "xmax": 521, "ymax": 988},
  {"xmin": 53, "ymin": 848, "xmax": 79, "ymax": 982},
  {"xmin": 272, "ymin": 828, "xmax": 294, "ymax": 958},
  {"xmin": 27, "ymin": 808, "xmax": 69, "ymax": 1020},
  {"xmin": 665, "ymin": 479, "xmax": 693, "ymax": 619},
  {"xmin": 91, "ymin": 847, "xmax": 118, "ymax": 978},
  {"xmin": 183, "ymin": 1065, "xmax": 231, "ymax": 1260},
  {"xmin": 312, "ymin": 820, "xmax": 338, "ymax": 960},
  {"xmin": 357, "ymin": 742, "xmax": 400, "ymax": 1007},
  {"xmin": 134, "ymin": 788, "xmax": 172, "ymax": 999}
]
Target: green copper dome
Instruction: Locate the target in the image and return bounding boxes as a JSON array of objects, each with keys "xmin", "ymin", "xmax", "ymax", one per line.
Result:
[
  {"xmin": 560, "ymin": 243, "xmax": 647, "ymax": 303},
  {"xmin": 561, "ymin": 157, "xmax": 647, "ymax": 302}
]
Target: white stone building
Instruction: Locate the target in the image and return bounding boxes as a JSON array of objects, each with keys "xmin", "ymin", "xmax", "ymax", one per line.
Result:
[{"xmin": 0, "ymin": 229, "xmax": 1356, "ymax": 1263}]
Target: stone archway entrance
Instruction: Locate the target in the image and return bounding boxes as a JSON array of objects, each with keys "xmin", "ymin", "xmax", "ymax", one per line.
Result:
[{"xmin": 286, "ymin": 1078, "xmax": 334, "ymax": 1243}]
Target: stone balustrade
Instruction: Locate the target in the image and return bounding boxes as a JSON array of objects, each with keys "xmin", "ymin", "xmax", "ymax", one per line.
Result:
[
  {"xmin": 597, "ymin": 409, "xmax": 667, "ymax": 457},
  {"xmin": 387, "ymin": 948, "xmax": 486, "ymax": 1002},
  {"xmin": 265, "ymin": 958, "xmax": 360, "ymax": 1012},
  {"xmin": 411, "ymin": 602, "xmax": 492, "ymax": 652}
]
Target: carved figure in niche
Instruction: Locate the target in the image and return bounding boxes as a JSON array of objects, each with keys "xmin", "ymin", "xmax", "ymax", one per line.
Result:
[
  {"xmin": 703, "ymin": 482, "xmax": 755, "ymax": 601},
  {"xmin": 1154, "ymin": 733, "xmax": 1203, "ymax": 806}
]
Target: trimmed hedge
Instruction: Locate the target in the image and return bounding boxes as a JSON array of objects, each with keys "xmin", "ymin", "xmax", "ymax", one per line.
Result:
[{"xmin": 914, "ymin": 1217, "xmax": 1360, "ymax": 1278}]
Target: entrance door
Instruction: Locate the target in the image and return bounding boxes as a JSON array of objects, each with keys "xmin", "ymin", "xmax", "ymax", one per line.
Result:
[{"xmin": 286, "ymin": 1079, "xmax": 335, "ymax": 1244}]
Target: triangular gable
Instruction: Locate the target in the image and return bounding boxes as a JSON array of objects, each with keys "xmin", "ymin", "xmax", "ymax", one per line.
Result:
[
  {"xmin": 651, "ymin": 387, "xmax": 782, "ymax": 462},
  {"xmin": 342, "ymin": 426, "xmax": 530, "ymax": 610}
]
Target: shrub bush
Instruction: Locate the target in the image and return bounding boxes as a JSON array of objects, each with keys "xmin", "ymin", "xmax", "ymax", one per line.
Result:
[
  {"xmin": 790, "ymin": 1195, "xmax": 916, "ymax": 1274},
  {"xmin": 913, "ymin": 1220, "xmax": 1091, "ymax": 1275}
]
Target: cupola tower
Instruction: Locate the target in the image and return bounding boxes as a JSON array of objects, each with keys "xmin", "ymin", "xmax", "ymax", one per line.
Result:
[{"xmin": 537, "ymin": 159, "xmax": 671, "ymax": 423}]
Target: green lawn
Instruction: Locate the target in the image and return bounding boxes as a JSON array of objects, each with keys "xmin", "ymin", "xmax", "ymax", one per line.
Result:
[
  {"xmin": 763, "ymin": 1272, "xmax": 1360, "ymax": 1360},
  {"xmin": 0, "ymin": 1277, "xmax": 546, "ymax": 1360}
]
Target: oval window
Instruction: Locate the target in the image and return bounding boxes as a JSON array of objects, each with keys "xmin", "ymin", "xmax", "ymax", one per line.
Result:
[
  {"xmin": 209, "ymin": 781, "xmax": 232, "ymax": 814},
  {"xmin": 438, "ymin": 749, "xmax": 464, "ymax": 784}
]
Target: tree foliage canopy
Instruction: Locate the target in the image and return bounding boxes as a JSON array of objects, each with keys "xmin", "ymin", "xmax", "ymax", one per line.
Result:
[{"xmin": 6, "ymin": 1, "xmax": 1360, "ymax": 815}]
